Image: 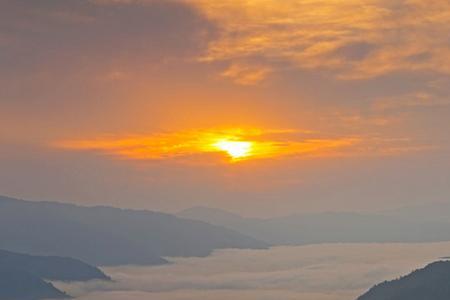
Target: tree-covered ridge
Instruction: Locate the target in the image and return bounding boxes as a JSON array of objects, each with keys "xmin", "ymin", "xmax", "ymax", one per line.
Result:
[{"xmin": 358, "ymin": 261, "xmax": 450, "ymax": 300}]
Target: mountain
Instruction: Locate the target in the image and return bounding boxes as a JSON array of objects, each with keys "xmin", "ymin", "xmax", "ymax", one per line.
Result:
[
  {"xmin": 0, "ymin": 249, "xmax": 109, "ymax": 281},
  {"xmin": 357, "ymin": 261, "xmax": 450, "ymax": 300},
  {"xmin": 180, "ymin": 206, "xmax": 245, "ymax": 226},
  {"xmin": 0, "ymin": 249, "xmax": 109, "ymax": 300},
  {"xmin": 0, "ymin": 196, "xmax": 268, "ymax": 266},
  {"xmin": 383, "ymin": 202, "xmax": 450, "ymax": 223},
  {"xmin": 0, "ymin": 268, "xmax": 69, "ymax": 300},
  {"xmin": 179, "ymin": 206, "xmax": 450, "ymax": 245}
]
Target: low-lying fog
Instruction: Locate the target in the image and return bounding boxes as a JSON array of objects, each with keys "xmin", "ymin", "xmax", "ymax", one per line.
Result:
[{"xmin": 54, "ymin": 242, "xmax": 450, "ymax": 300}]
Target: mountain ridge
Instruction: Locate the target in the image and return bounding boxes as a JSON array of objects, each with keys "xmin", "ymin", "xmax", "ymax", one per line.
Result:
[
  {"xmin": 179, "ymin": 205, "xmax": 450, "ymax": 245},
  {"xmin": 0, "ymin": 249, "xmax": 109, "ymax": 281},
  {"xmin": 357, "ymin": 260, "xmax": 450, "ymax": 300},
  {"xmin": 0, "ymin": 249, "xmax": 110, "ymax": 300},
  {"xmin": 0, "ymin": 195, "xmax": 268, "ymax": 266},
  {"xmin": 0, "ymin": 268, "xmax": 70, "ymax": 300}
]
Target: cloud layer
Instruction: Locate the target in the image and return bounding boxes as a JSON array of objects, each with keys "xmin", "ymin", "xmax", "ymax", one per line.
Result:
[
  {"xmin": 54, "ymin": 128, "xmax": 360, "ymax": 162},
  {"xmin": 55, "ymin": 127, "xmax": 433, "ymax": 163},
  {"xmin": 190, "ymin": 0, "xmax": 450, "ymax": 83},
  {"xmin": 54, "ymin": 242, "xmax": 450, "ymax": 300}
]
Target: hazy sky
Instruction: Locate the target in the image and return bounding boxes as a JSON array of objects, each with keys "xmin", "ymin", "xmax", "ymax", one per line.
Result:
[{"xmin": 1, "ymin": 0, "xmax": 449, "ymax": 216}]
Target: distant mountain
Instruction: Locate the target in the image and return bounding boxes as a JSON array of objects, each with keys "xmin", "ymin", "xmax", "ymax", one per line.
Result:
[
  {"xmin": 0, "ymin": 196, "xmax": 268, "ymax": 266},
  {"xmin": 0, "ymin": 268, "xmax": 69, "ymax": 300},
  {"xmin": 0, "ymin": 249, "xmax": 109, "ymax": 281},
  {"xmin": 179, "ymin": 206, "xmax": 450, "ymax": 245},
  {"xmin": 180, "ymin": 206, "xmax": 245, "ymax": 226},
  {"xmin": 383, "ymin": 202, "xmax": 450, "ymax": 223},
  {"xmin": 357, "ymin": 261, "xmax": 450, "ymax": 300}
]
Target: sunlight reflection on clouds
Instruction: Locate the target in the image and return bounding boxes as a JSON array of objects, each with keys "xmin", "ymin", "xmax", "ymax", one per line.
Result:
[{"xmin": 189, "ymin": 0, "xmax": 450, "ymax": 83}]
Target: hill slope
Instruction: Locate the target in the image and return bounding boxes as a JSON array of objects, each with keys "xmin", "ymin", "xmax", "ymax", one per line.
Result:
[
  {"xmin": 0, "ymin": 196, "xmax": 268, "ymax": 266},
  {"xmin": 0, "ymin": 249, "xmax": 109, "ymax": 281},
  {"xmin": 357, "ymin": 261, "xmax": 450, "ymax": 300},
  {"xmin": 0, "ymin": 268, "xmax": 69, "ymax": 300}
]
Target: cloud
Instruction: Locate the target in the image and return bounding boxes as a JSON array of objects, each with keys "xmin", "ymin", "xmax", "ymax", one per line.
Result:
[
  {"xmin": 54, "ymin": 128, "xmax": 362, "ymax": 163},
  {"xmin": 220, "ymin": 63, "xmax": 272, "ymax": 85},
  {"xmin": 187, "ymin": 0, "xmax": 450, "ymax": 82},
  {"xmin": 373, "ymin": 92, "xmax": 450, "ymax": 111},
  {"xmin": 54, "ymin": 242, "xmax": 450, "ymax": 300},
  {"xmin": 54, "ymin": 126, "xmax": 435, "ymax": 164}
]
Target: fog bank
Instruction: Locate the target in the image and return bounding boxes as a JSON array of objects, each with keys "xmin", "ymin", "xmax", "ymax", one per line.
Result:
[{"xmin": 55, "ymin": 242, "xmax": 450, "ymax": 300}]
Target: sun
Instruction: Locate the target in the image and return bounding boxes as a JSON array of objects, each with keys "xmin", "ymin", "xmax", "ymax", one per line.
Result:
[{"xmin": 213, "ymin": 139, "xmax": 253, "ymax": 160}]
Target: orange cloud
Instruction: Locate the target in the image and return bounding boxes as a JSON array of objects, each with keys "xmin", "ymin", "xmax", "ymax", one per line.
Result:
[
  {"xmin": 220, "ymin": 63, "xmax": 272, "ymax": 85},
  {"xmin": 54, "ymin": 128, "xmax": 434, "ymax": 164},
  {"xmin": 188, "ymin": 0, "xmax": 450, "ymax": 82},
  {"xmin": 373, "ymin": 92, "xmax": 450, "ymax": 111},
  {"xmin": 54, "ymin": 128, "xmax": 360, "ymax": 163}
]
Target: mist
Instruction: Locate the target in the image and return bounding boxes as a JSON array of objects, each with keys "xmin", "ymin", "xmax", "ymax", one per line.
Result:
[{"xmin": 54, "ymin": 242, "xmax": 450, "ymax": 300}]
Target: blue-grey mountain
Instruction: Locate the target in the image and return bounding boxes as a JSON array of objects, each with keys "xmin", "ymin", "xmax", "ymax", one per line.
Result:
[
  {"xmin": 0, "ymin": 268, "xmax": 69, "ymax": 300},
  {"xmin": 0, "ymin": 249, "xmax": 109, "ymax": 281},
  {"xmin": 0, "ymin": 196, "xmax": 268, "ymax": 266},
  {"xmin": 179, "ymin": 205, "xmax": 450, "ymax": 245}
]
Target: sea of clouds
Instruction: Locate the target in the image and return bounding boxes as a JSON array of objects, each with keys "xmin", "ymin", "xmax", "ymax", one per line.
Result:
[{"xmin": 54, "ymin": 242, "xmax": 450, "ymax": 300}]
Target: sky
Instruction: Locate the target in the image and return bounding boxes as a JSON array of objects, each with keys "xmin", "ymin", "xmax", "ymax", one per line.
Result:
[
  {"xmin": 54, "ymin": 243, "xmax": 450, "ymax": 300},
  {"xmin": 1, "ymin": 0, "xmax": 449, "ymax": 217}
]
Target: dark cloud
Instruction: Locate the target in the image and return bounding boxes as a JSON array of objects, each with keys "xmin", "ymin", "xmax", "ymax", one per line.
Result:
[
  {"xmin": 333, "ymin": 42, "xmax": 376, "ymax": 61},
  {"xmin": 0, "ymin": 0, "xmax": 214, "ymax": 65},
  {"xmin": 0, "ymin": 0, "xmax": 216, "ymax": 106}
]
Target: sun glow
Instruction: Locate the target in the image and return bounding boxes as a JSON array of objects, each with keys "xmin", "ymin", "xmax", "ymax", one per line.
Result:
[
  {"xmin": 55, "ymin": 128, "xmax": 361, "ymax": 163},
  {"xmin": 213, "ymin": 139, "xmax": 253, "ymax": 160}
]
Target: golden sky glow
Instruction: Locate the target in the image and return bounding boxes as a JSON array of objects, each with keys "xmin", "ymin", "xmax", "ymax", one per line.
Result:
[
  {"xmin": 55, "ymin": 128, "xmax": 360, "ymax": 163},
  {"xmin": 1, "ymin": 0, "xmax": 449, "ymax": 214},
  {"xmin": 189, "ymin": 0, "xmax": 450, "ymax": 83},
  {"xmin": 213, "ymin": 140, "xmax": 253, "ymax": 160}
]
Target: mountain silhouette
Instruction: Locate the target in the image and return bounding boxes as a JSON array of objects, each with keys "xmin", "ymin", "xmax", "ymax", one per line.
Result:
[
  {"xmin": 0, "ymin": 196, "xmax": 268, "ymax": 266},
  {"xmin": 0, "ymin": 249, "xmax": 109, "ymax": 281},
  {"xmin": 357, "ymin": 261, "xmax": 450, "ymax": 300},
  {"xmin": 0, "ymin": 268, "xmax": 69, "ymax": 300},
  {"xmin": 179, "ymin": 206, "xmax": 450, "ymax": 245},
  {"xmin": 0, "ymin": 249, "xmax": 110, "ymax": 299}
]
